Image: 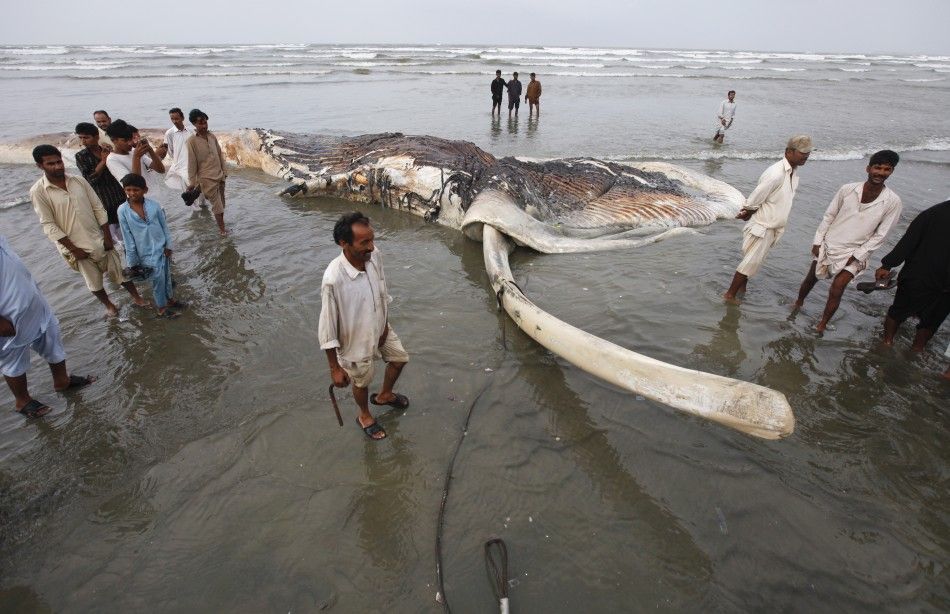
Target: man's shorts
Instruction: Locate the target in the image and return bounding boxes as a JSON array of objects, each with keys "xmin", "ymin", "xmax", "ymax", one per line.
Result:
[
  {"xmin": 508, "ymin": 98, "xmax": 520, "ymax": 110},
  {"xmin": 492, "ymin": 95, "xmax": 503, "ymax": 105},
  {"xmin": 76, "ymin": 249, "xmax": 127, "ymax": 292},
  {"xmin": 339, "ymin": 326, "xmax": 410, "ymax": 389},
  {"xmin": 0, "ymin": 316, "xmax": 66, "ymax": 377},
  {"xmin": 198, "ymin": 178, "xmax": 226, "ymax": 215},
  {"xmin": 887, "ymin": 281, "xmax": 950, "ymax": 331}
]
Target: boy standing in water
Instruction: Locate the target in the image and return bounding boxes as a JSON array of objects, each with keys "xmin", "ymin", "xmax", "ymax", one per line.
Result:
[
  {"xmin": 490, "ymin": 70, "xmax": 506, "ymax": 116},
  {"xmin": 525, "ymin": 72, "xmax": 542, "ymax": 117},
  {"xmin": 117, "ymin": 174, "xmax": 185, "ymax": 319}
]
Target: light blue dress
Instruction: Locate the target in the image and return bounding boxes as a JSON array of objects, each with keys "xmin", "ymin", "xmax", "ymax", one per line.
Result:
[{"xmin": 117, "ymin": 199, "xmax": 175, "ymax": 309}]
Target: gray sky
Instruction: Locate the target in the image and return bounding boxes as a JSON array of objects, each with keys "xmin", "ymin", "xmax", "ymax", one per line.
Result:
[{"xmin": 2, "ymin": 0, "xmax": 947, "ymax": 55}]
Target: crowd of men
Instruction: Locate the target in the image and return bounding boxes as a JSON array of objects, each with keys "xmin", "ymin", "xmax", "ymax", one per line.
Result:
[
  {"xmin": 723, "ymin": 136, "xmax": 950, "ymax": 365},
  {"xmin": 2, "ymin": 110, "xmax": 948, "ymax": 431},
  {"xmin": 1, "ymin": 107, "xmax": 228, "ymax": 416},
  {"xmin": 491, "ymin": 70, "xmax": 542, "ymax": 118}
]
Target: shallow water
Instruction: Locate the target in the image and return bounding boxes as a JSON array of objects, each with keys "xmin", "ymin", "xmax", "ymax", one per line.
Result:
[{"xmin": 1, "ymin": 44, "xmax": 949, "ymax": 612}]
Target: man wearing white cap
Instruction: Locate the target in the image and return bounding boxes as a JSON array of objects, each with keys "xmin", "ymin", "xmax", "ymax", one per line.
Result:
[{"xmin": 724, "ymin": 135, "xmax": 812, "ymax": 301}]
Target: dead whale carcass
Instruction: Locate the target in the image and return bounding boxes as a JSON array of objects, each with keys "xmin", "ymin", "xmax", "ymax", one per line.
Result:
[{"xmin": 229, "ymin": 129, "xmax": 794, "ymax": 440}]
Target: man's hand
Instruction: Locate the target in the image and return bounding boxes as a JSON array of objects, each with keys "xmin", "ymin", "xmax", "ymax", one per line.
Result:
[
  {"xmin": 164, "ymin": 248, "xmax": 173, "ymax": 258},
  {"xmin": 71, "ymin": 247, "xmax": 90, "ymax": 261},
  {"xmin": 133, "ymin": 141, "xmax": 150, "ymax": 158},
  {"xmin": 330, "ymin": 366, "xmax": 350, "ymax": 388},
  {"xmin": 811, "ymin": 244, "xmax": 820, "ymax": 257},
  {"xmin": 846, "ymin": 256, "xmax": 858, "ymax": 266},
  {"xmin": 103, "ymin": 235, "xmax": 114, "ymax": 252},
  {"xmin": 0, "ymin": 316, "xmax": 15, "ymax": 337},
  {"xmin": 736, "ymin": 209, "xmax": 754, "ymax": 221},
  {"xmin": 96, "ymin": 145, "xmax": 111, "ymax": 161},
  {"xmin": 875, "ymin": 267, "xmax": 891, "ymax": 281}
]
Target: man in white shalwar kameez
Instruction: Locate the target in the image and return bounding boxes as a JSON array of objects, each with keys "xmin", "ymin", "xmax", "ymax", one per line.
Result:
[
  {"xmin": 157, "ymin": 108, "xmax": 205, "ymax": 206},
  {"xmin": 724, "ymin": 135, "xmax": 813, "ymax": 301},
  {"xmin": 714, "ymin": 90, "xmax": 737, "ymax": 143},
  {"xmin": 794, "ymin": 150, "xmax": 902, "ymax": 332}
]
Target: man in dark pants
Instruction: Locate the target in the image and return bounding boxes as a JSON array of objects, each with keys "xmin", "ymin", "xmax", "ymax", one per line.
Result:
[
  {"xmin": 490, "ymin": 70, "xmax": 506, "ymax": 116},
  {"xmin": 506, "ymin": 72, "xmax": 522, "ymax": 118},
  {"xmin": 75, "ymin": 122, "xmax": 126, "ymax": 245},
  {"xmin": 874, "ymin": 200, "xmax": 950, "ymax": 351}
]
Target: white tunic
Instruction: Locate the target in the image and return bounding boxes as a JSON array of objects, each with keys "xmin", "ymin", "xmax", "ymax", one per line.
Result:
[
  {"xmin": 163, "ymin": 125, "xmax": 194, "ymax": 190},
  {"xmin": 813, "ymin": 182, "xmax": 902, "ymax": 275},
  {"xmin": 743, "ymin": 157, "xmax": 799, "ymax": 241},
  {"xmin": 718, "ymin": 100, "xmax": 737, "ymax": 123},
  {"xmin": 0, "ymin": 234, "xmax": 54, "ymax": 353},
  {"xmin": 106, "ymin": 151, "xmax": 159, "ymax": 194},
  {"xmin": 318, "ymin": 249, "xmax": 391, "ymax": 364}
]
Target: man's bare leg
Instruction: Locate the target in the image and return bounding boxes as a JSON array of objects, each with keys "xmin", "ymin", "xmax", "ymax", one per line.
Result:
[
  {"xmin": 352, "ymin": 384, "xmax": 384, "ymax": 439},
  {"xmin": 816, "ymin": 270, "xmax": 854, "ymax": 332},
  {"xmin": 724, "ymin": 271, "xmax": 748, "ymax": 301},
  {"xmin": 121, "ymin": 281, "xmax": 148, "ymax": 306},
  {"xmin": 911, "ymin": 327, "xmax": 934, "ymax": 352},
  {"xmin": 374, "ymin": 361, "xmax": 406, "ymax": 405},
  {"xmin": 794, "ymin": 261, "xmax": 819, "ymax": 308},
  {"xmin": 4, "ymin": 373, "xmax": 42, "ymax": 413},
  {"xmin": 214, "ymin": 213, "xmax": 228, "ymax": 237},
  {"xmin": 882, "ymin": 315, "xmax": 900, "ymax": 346},
  {"xmin": 943, "ymin": 364, "xmax": 950, "ymax": 380},
  {"xmin": 92, "ymin": 289, "xmax": 119, "ymax": 317},
  {"xmin": 49, "ymin": 360, "xmax": 70, "ymax": 390}
]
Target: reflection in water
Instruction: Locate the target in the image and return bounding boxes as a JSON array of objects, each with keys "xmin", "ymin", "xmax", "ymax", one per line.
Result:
[
  {"xmin": 703, "ymin": 157, "xmax": 725, "ymax": 178},
  {"xmin": 691, "ymin": 304, "xmax": 746, "ymax": 376},
  {"xmin": 507, "ymin": 115, "xmax": 519, "ymax": 135},
  {"xmin": 489, "ymin": 114, "xmax": 502, "ymax": 142},
  {"xmin": 348, "ymin": 420, "xmax": 417, "ymax": 573},
  {"xmin": 526, "ymin": 116, "xmax": 539, "ymax": 139}
]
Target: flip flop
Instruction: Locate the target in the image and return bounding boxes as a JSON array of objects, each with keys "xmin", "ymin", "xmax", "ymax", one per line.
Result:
[
  {"xmin": 857, "ymin": 271, "xmax": 898, "ymax": 294},
  {"xmin": 63, "ymin": 374, "xmax": 95, "ymax": 391},
  {"xmin": 356, "ymin": 417, "xmax": 387, "ymax": 440},
  {"xmin": 16, "ymin": 399, "xmax": 51, "ymax": 418},
  {"xmin": 370, "ymin": 392, "xmax": 410, "ymax": 410}
]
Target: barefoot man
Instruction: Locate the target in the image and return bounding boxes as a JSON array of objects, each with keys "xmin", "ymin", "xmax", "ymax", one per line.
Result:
[
  {"xmin": 724, "ymin": 135, "xmax": 812, "ymax": 301},
  {"xmin": 319, "ymin": 212, "xmax": 410, "ymax": 441},
  {"xmin": 794, "ymin": 150, "xmax": 902, "ymax": 332},
  {"xmin": 30, "ymin": 145, "xmax": 147, "ymax": 317}
]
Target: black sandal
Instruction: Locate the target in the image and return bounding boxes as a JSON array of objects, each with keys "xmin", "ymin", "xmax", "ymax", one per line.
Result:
[
  {"xmin": 356, "ymin": 417, "xmax": 387, "ymax": 440},
  {"xmin": 16, "ymin": 399, "xmax": 51, "ymax": 418}
]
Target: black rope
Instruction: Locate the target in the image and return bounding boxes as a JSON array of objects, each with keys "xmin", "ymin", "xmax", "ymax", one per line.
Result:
[
  {"xmin": 484, "ymin": 538, "xmax": 510, "ymax": 607},
  {"xmin": 435, "ymin": 383, "xmax": 492, "ymax": 613}
]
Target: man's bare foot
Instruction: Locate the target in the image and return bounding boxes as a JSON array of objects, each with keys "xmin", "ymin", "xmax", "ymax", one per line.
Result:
[
  {"xmin": 816, "ymin": 322, "xmax": 826, "ymax": 334},
  {"xmin": 723, "ymin": 293, "xmax": 740, "ymax": 304},
  {"xmin": 105, "ymin": 305, "xmax": 119, "ymax": 318},
  {"xmin": 219, "ymin": 229, "xmax": 229, "ymax": 237},
  {"xmin": 132, "ymin": 297, "xmax": 149, "ymax": 307}
]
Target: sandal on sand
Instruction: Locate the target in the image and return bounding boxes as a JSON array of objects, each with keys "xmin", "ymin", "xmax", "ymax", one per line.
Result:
[
  {"xmin": 370, "ymin": 393, "xmax": 410, "ymax": 410},
  {"xmin": 16, "ymin": 399, "xmax": 51, "ymax": 418},
  {"xmin": 356, "ymin": 417, "xmax": 387, "ymax": 440}
]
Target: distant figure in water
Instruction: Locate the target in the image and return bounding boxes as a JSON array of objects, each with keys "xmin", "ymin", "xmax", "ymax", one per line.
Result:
[
  {"xmin": 30, "ymin": 144, "xmax": 147, "ymax": 317},
  {"xmin": 525, "ymin": 72, "xmax": 542, "ymax": 117},
  {"xmin": 185, "ymin": 108, "xmax": 229, "ymax": 236},
  {"xmin": 319, "ymin": 212, "xmax": 410, "ymax": 441},
  {"xmin": 724, "ymin": 135, "xmax": 812, "ymax": 301},
  {"xmin": 507, "ymin": 72, "xmax": 522, "ymax": 118},
  {"xmin": 873, "ymin": 199, "xmax": 950, "ymax": 352},
  {"xmin": 491, "ymin": 69, "xmax": 506, "ymax": 117},
  {"xmin": 794, "ymin": 150, "xmax": 903, "ymax": 333},
  {"xmin": 714, "ymin": 90, "xmax": 737, "ymax": 143},
  {"xmin": 1, "ymin": 234, "xmax": 95, "ymax": 418}
]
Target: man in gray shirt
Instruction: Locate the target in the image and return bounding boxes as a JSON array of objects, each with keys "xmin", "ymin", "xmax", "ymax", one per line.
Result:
[{"xmin": 507, "ymin": 72, "xmax": 522, "ymax": 118}]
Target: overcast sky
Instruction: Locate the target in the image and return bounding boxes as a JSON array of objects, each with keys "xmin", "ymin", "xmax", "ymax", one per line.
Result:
[{"xmin": 2, "ymin": 0, "xmax": 947, "ymax": 55}]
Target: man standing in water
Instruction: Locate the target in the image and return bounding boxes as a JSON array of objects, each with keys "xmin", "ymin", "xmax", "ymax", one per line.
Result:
[
  {"xmin": 319, "ymin": 212, "xmax": 410, "ymax": 441},
  {"xmin": 490, "ymin": 69, "xmax": 506, "ymax": 116},
  {"xmin": 507, "ymin": 72, "xmax": 522, "ymax": 118},
  {"xmin": 156, "ymin": 107, "xmax": 203, "ymax": 206},
  {"xmin": 525, "ymin": 72, "xmax": 542, "ymax": 117},
  {"xmin": 714, "ymin": 90, "xmax": 737, "ymax": 143},
  {"xmin": 1, "ymin": 234, "xmax": 95, "ymax": 418},
  {"xmin": 873, "ymin": 199, "xmax": 950, "ymax": 352},
  {"xmin": 185, "ymin": 108, "xmax": 229, "ymax": 236},
  {"xmin": 29, "ymin": 145, "xmax": 147, "ymax": 317},
  {"xmin": 793, "ymin": 150, "xmax": 902, "ymax": 332},
  {"xmin": 724, "ymin": 135, "xmax": 812, "ymax": 301}
]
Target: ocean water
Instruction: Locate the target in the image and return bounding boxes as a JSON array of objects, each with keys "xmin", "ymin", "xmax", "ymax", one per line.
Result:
[{"xmin": 0, "ymin": 44, "xmax": 948, "ymax": 612}]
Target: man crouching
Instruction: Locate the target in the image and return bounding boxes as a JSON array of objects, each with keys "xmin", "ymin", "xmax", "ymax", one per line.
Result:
[{"xmin": 319, "ymin": 212, "xmax": 409, "ymax": 440}]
